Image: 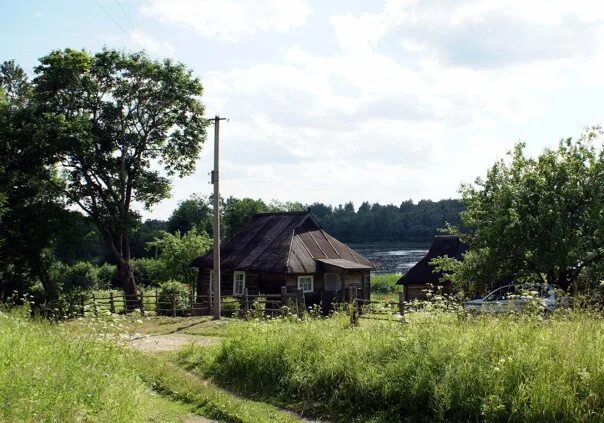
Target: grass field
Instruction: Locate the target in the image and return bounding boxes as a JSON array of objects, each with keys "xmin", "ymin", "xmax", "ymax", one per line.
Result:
[
  {"xmin": 177, "ymin": 311, "xmax": 604, "ymax": 422},
  {"xmin": 0, "ymin": 308, "xmax": 302, "ymax": 423},
  {"xmin": 0, "ymin": 308, "xmax": 188, "ymax": 422}
]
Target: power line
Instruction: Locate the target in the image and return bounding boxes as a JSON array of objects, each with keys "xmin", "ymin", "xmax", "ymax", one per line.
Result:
[
  {"xmin": 115, "ymin": 0, "xmax": 135, "ymax": 29},
  {"xmin": 92, "ymin": 0, "xmax": 129, "ymax": 35}
]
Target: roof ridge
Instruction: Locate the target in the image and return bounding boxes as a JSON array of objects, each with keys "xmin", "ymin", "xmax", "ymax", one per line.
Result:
[{"xmin": 254, "ymin": 211, "xmax": 310, "ymax": 216}]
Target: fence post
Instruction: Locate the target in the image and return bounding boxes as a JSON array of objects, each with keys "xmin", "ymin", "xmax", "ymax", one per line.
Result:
[
  {"xmin": 92, "ymin": 293, "xmax": 98, "ymax": 316},
  {"xmin": 189, "ymin": 290, "xmax": 194, "ymax": 315},
  {"xmin": 155, "ymin": 290, "xmax": 159, "ymax": 314},
  {"xmin": 80, "ymin": 295, "xmax": 85, "ymax": 316},
  {"xmin": 349, "ymin": 286, "xmax": 358, "ymax": 326},
  {"xmin": 297, "ymin": 288, "xmax": 305, "ymax": 318},
  {"xmin": 109, "ymin": 292, "xmax": 115, "ymax": 314},
  {"xmin": 281, "ymin": 286, "xmax": 288, "ymax": 309},
  {"xmin": 140, "ymin": 291, "xmax": 145, "ymax": 316},
  {"xmin": 172, "ymin": 294, "xmax": 177, "ymax": 317},
  {"xmin": 398, "ymin": 291, "xmax": 405, "ymax": 318},
  {"xmin": 122, "ymin": 292, "xmax": 126, "ymax": 313},
  {"xmin": 244, "ymin": 288, "xmax": 249, "ymax": 315}
]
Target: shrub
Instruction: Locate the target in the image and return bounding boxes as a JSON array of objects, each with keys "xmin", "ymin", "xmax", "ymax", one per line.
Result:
[
  {"xmin": 131, "ymin": 258, "xmax": 166, "ymax": 287},
  {"xmin": 62, "ymin": 261, "xmax": 98, "ymax": 291},
  {"xmin": 221, "ymin": 296, "xmax": 241, "ymax": 318},
  {"xmin": 97, "ymin": 263, "xmax": 117, "ymax": 290},
  {"xmin": 157, "ymin": 280, "xmax": 190, "ymax": 316}
]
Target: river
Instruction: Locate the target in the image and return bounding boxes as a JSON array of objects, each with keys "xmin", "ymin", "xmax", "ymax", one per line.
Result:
[{"xmin": 351, "ymin": 243, "xmax": 430, "ymax": 275}]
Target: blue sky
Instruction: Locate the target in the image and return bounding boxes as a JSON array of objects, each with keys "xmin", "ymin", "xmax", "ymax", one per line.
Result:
[{"xmin": 3, "ymin": 0, "xmax": 604, "ymax": 219}]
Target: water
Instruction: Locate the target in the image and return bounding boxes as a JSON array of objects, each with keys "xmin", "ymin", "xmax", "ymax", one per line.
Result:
[{"xmin": 352, "ymin": 244, "xmax": 429, "ymax": 274}]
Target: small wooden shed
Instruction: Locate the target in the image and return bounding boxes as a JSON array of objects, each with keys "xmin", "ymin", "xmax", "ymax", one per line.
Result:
[
  {"xmin": 192, "ymin": 211, "xmax": 375, "ymax": 307},
  {"xmin": 397, "ymin": 235, "xmax": 466, "ymax": 301}
]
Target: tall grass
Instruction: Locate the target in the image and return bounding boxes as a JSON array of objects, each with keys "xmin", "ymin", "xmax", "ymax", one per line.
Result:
[
  {"xmin": 0, "ymin": 309, "xmax": 185, "ymax": 422},
  {"xmin": 179, "ymin": 312, "xmax": 604, "ymax": 422},
  {"xmin": 371, "ymin": 273, "xmax": 400, "ymax": 294}
]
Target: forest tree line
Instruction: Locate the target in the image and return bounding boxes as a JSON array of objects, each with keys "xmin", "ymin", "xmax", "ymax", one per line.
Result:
[{"xmin": 52, "ymin": 196, "xmax": 463, "ymax": 265}]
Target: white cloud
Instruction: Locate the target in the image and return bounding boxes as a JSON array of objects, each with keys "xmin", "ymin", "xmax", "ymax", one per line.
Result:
[
  {"xmin": 138, "ymin": 0, "xmax": 604, "ymax": 218},
  {"xmin": 130, "ymin": 30, "xmax": 174, "ymax": 54},
  {"xmin": 140, "ymin": 0, "xmax": 311, "ymax": 41}
]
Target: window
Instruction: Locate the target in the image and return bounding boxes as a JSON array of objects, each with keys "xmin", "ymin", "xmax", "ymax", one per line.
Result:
[
  {"xmin": 324, "ymin": 273, "xmax": 341, "ymax": 291},
  {"xmin": 298, "ymin": 275, "xmax": 314, "ymax": 293},
  {"xmin": 233, "ymin": 271, "xmax": 246, "ymax": 296}
]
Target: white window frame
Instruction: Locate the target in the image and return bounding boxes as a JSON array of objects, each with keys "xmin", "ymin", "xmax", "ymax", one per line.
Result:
[
  {"xmin": 298, "ymin": 275, "xmax": 314, "ymax": 293},
  {"xmin": 233, "ymin": 271, "xmax": 246, "ymax": 296}
]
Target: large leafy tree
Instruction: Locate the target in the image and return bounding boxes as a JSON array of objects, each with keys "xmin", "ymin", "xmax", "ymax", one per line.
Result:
[
  {"xmin": 437, "ymin": 128, "xmax": 604, "ymax": 295},
  {"xmin": 0, "ymin": 61, "xmax": 67, "ymax": 300},
  {"xmin": 167, "ymin": 194, "xmax": 213, "ymax": 235},
  {"xmin": 34, "ymin": 49, "xmax": 207, "ymax": 303}
]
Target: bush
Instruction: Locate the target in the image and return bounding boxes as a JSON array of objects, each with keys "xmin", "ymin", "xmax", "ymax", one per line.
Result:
[
  {"xmin": 157, "ymin": 280, "xmax": 190, "ymax": 316},
  {"xmin": 97, "ymin": 263, "xmax": 117, "ymax": 290},
  {"xmin": 221, "ymin": 296, "xmax": 242, "ymax": 318},
  {"xmin": 62, "ymin": 261, "xmax": 98, "ymax": 291},
  {"xmin": 131, "ymin": 258, "xmax": 166, "ymax": 287}
]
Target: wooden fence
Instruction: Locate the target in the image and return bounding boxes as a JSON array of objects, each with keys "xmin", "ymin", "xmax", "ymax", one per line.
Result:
[
  {"xmin": 78, "ymin": 286, "xmax": 311, "ymax": 318},
  {"xmin": 79, "ymin": 286, "xmax": 413, "ymax": 323}
]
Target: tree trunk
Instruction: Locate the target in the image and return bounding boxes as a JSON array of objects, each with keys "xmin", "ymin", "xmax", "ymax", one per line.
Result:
[
  {"xmin": 116, "ymin": 260, "xmax": 139, "ymax": 311},
  {"xmin": 101, "ymin": 229, "xmax": 140, "ymax": 311}
]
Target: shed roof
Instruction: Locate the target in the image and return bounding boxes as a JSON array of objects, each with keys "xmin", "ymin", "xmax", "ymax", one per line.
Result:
[
  {"xmin": 397, "ymin": 235, "xmax": 466, "ymax": 285},
  {"xmin": 192, "ymin": 212, "xmax": 375, "ymax": 274},
  {"xmin": 317, "ymin": 258, "xmax": 373, "ymax": 270}
]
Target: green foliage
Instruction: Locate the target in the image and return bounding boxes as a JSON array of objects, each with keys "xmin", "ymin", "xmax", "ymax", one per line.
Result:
[
  {"xmin": 62, "ymin": 261, "xmax": 99, "ymax": 291},
  {"xmin": 0, "ymin": 61, "xmax": 68, "ymax": 301},
  {"xmin": 221, "ymin": 297, "xmax": 242, "ymax": 318},
  {"xmin": 157, "ymin": 280, "xmax": 190, "ymax": 316},
  {"xmin": 371, "ymin": 273, "xmax": 401, "ymax": 294},
  {"xmin": 97, "ymin": 263, "xmax": 117, "ymax": 290},
  {"xmin": 0, "ymin": 310, "xmax": 188, "ymax": 422},
  {"xmin": 440, "ymin": 128, "xmax": 604, "ymax": 295},
  {"xmin": 130, "ymin": 258, "xmax": 165, "ymax": 287},
  {"xmin": 167, "ymin": 194, "xmax": 212, "ymax": 235},
  {"xmin": 180, "ymin": 313, "xmax": 604, "ymax": 422},
  {"xmin": 150, "ymin": 229, "xmax": 212, "ymax": 284},
  {"xmin": 33, "ymin": 48, "xmax": 207, "ymax": 295},
  {"xmin": 310, "ymin": 199, "xmax": 463, "ymax": 243}
]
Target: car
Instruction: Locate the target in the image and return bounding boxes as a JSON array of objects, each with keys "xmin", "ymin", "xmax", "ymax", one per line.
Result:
[{"xmin": 463, "ymin": 284, "xmax": 559, "ymax": 314}]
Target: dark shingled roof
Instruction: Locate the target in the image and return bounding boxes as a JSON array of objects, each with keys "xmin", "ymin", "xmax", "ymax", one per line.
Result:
[
  {"xmin": 192, "ymin": 212, "xmax": 375, "ymax": 274},
  {"xmin": 397, "ymin": 235, "xmax": 466, "ymax": 285}
]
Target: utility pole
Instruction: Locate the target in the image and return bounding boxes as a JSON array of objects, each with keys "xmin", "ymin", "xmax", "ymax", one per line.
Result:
[{"xmin": 211, "ymin": 115, "xmax": 226, "ymax": 320}]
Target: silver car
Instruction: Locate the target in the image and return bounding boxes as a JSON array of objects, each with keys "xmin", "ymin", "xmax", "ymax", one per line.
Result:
[{"xmin": 463, "ymin": 284, "xmax": 558, "ymax": 314}]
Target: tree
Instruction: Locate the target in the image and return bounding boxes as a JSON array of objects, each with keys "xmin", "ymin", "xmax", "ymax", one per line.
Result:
[
  {"xmin": 437, "ymin": 128, "xmax": 604, "ymax": 295},
  {"xmin": 0, "ymin": 61, "xmax": 67, "ymax": 301},
  {"xmin": 167, "ymin": 194, "xmax": 212, "ymax": 235},
  {"xmin": 148, "ymin": 229, "xmax": 212, "ymax": 285},
  {"xmin": 33, "ymin": 49, "xmax": 207, "ymax": 304},
  {"xmin": 223, "ymin": 197, "xmax": 270, "ymax": 238}
]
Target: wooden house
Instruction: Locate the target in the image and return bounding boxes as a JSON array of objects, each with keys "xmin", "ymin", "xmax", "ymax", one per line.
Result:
[
  {"xmin": 396, "ymin": 235, "xmax": 466, "ymax": 301},
  {"xmin": 192, "ymin": 211, "xmax": 375, "ymax": 307}
]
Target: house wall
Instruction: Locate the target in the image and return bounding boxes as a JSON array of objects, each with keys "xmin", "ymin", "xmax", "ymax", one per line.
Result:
[
  {"xmin": 403, "ymin": 282, "xmax": 452, "ymax": 301},
  {"xmin": 197, "ymin": 268, "xmax": 371, "ymax": 301}
]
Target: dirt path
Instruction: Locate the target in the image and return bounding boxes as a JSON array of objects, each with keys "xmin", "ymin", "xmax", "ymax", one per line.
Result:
[
  {"xmin": 127, "ymin": 333, "xmax": 221, "ymax": 353},
  {"xmin": 127, "ymin": 332, "xmax": 324, "ymax": 423}
]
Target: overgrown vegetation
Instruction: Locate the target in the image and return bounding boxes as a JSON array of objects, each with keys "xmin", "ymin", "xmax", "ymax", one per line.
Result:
[
  {"xmin": 0, "ymin": 309, "xmax": 187, "ymax": 422},
  {"xmin": 178, "ymin": 312, "xmax": 604, "ymax": 422}
]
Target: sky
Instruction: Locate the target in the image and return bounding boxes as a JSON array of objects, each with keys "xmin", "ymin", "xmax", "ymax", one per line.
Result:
[{"xmin": 3, "ymin": 0, "xmax": 604, "ymax": 219}]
